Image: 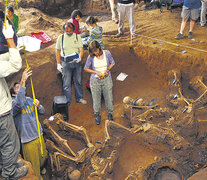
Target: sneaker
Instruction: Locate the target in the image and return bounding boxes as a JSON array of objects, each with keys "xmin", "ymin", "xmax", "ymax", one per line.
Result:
[
  {"xmin": 108, "ymin": 113, "xmax": 113, "ymax": 121},
  {"xmin": 115, "ymin": 32, "xmax": 123, "ymax": 38},
  {"xmin": 112, "ymin": 19, "xmax": 119, "ymax": 24},
  {"xmin": 95, "ymin": 114, "xmax": 101, "ymax": 125},
  {"xmin": 78, "ymin": 99, "xmax": 87, "ymax": 104},
  {"xmin": 175, "ymin": 33, "xmax": 184, "ymax": 40},
  {"xmin": 201, "ymin": 24, "xmax": 206, "ymax": 27},
  {"xmin": 10, "ymin": 166, "xmax": 28, "ymax": 180},
  {"xmin": 132, "ymin": 33, "xmax": 138, "ymax": 37},
  {"xmin": 188, "ymin": 31, "xmax": 193, "ymax": 39},
  {"xmin": 16, "ymin": 159, "xmax": 24, "ymax": 168}
]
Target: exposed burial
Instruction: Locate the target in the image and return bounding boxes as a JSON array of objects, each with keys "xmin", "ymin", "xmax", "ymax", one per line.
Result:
[{"xmin": 1, "ymin": 0, "xmax": 207, "ymax": 179}]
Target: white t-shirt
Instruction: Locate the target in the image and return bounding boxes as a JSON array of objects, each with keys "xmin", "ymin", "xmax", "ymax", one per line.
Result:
[{"xmin": 94, "ymin": 51, "xmax": 107, "ymax": 77}]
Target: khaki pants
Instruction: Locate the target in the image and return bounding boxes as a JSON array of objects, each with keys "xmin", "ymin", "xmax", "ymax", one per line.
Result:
[
  {"xmin": 22, "ymin": 136, "xmax": 48, "ymax": 180},
  {"xmin": 201, "ymin": 1, "xmax": 207, "ymax": 26},
  {"xmin": 117, "ymin": 2, "xmax": 136, "ymax": 35}
]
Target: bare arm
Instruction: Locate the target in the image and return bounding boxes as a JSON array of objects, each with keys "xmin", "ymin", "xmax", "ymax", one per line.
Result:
[
  {"xmin": 104, "ymin": 64, "xmax": 114, "ymax": 77},
  {"xmin": 20, "ymin": 67, "xmax": 32, "ymax": 87},
  {"xmin": 56, "ymin": 49, "xmax": 61, "ymax": 64},
  {"xmin": 79, "ymin": 47, "xmax": 84, "ymax": 59},
  {"xmin": 7, "ymin": 38, "xmax": 16, "ymax": 48}
]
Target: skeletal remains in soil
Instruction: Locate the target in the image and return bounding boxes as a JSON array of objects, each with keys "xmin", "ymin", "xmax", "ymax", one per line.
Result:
[{"xmin": 43, "ymin": 70, "xmax": 207, "ymax": 179}]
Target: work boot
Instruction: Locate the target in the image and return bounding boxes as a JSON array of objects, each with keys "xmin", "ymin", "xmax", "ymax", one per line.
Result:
[
  {"xmin": 108, "ymin": 113, "xmax": 113, "ymax": 121},
  {"xmin": 9, "ymin": 166, "xmax": 28, "ymax": 180},
  {"xmin": 95, "ymin": 114, "xmax": 101, "ymax": 125},
  {"xmin": 175, "ymin": 33, "xmax": 184, "ymax": 40},
  {"xmin": 188, "ymin": 31, "xmax": 193, "ymax": 39}
]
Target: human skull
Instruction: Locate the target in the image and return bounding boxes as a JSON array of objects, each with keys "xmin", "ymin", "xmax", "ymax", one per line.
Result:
[{"xmin": 123, "ymin": 96, "xmax": 132, "ymax": 104}]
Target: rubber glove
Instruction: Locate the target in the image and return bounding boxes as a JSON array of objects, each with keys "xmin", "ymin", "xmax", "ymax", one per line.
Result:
[
  {"xmin": 57, "ymin": 64, "xmax": 63, "ymax": 73},
  {"xmin": 75, "ymin": 57, "xmax": 81, "ymax": 63},
  {"xmin": 2, "ymin": 20, "xmax": 14, "ymax": 39}
]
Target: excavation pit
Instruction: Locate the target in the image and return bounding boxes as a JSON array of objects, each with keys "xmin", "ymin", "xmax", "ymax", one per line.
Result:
[{"xmin": 3, "ymin": 5, "xmax": 207, "ymax": 179}]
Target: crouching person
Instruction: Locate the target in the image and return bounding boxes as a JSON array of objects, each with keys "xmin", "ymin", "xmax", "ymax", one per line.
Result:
[
  {"xmin": 10, "ymin": 68, "xmax": 48, "ymax": 180},
  {"xmin": 0, "ymin": 12, "xmax": 28, "ymax": 179}
]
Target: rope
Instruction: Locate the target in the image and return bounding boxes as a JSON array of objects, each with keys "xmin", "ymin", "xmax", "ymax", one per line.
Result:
[
  {"xmin": 4, "ymin": 0, "xmax": 7, "ymax": 28},
  {"xmin": 24, "ymin": 50, "xmax": 44, "ymax": 156},
  {"xmin": 136, "ymin": 34, "xmax": 207, "ymax": 53}
]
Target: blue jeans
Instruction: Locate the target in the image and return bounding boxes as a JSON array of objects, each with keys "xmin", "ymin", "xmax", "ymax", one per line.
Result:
[
  {"xmin": 90, "ymin": 76, "xmax": 113, "ymax": 115},
  {"xmin": 0, "ymin": 113, "xmax": 20, "ymax": 178},
  {"xmin": 62, "ymin": 61, "xmax": 83, "ymax": 104}
]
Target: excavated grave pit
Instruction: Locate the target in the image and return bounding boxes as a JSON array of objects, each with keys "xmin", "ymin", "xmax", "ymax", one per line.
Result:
[{"xmin": 4, "ymin": 43, "xmax": 207, "ymax": 180}]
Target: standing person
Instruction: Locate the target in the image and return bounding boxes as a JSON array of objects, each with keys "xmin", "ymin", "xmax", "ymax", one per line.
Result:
[
  {"xmin": 109, "ymin": 0, "xmax": 119, "ymax": 23},
  {"xmin": 200, "ymin": 0, "xmax": 207, "ymax": 27},
  {"xmin": 114, "ymin": 0, "xmax": 138, "ymax": 37},
  {"xmin": 84, "ymin": 41, "xmax": 115, "ymax": 125},
  {"xmin": 68, "ymin": 9, "xmax": 89, "ymax": 38},
  {"xmin": 86, "ymin": 16, "xmax": 104, "ymax": 49},
  {"xmin": 56, "ymin": 22, "xmax": 87, "ymax": 105},
  {"xmin": 10, "ymin": 68, "xmax": 48, "ymax": 180},
  {"xmin": 7, "ymin": 6, "xmax": 19, "ymax": 33},
  {"xmin": 0, "ymin": 16, "xmax": 28, "ymax": 179},
  {"xmin": 175, "ymin": 0, "xmax": 201, "ymax": 39}
]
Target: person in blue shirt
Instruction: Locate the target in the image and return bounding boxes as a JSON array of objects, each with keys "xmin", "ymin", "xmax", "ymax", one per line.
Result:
[
  {"xmin": 175, "ymin": 0, "xmax": 201, "ymax": 39},
  {"xmin": 10, "ymin": 67, "xmax": 48, "ymax": 180}
]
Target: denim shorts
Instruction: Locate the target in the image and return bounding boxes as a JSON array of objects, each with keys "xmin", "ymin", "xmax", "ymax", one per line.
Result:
[{"xmin": 181, "ymin": 6, "xmax": 200, "ymax": 21}]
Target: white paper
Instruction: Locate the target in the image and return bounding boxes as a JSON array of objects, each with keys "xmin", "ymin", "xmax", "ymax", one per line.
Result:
[
  {"xmin": 17, "ymin": 36, "xmax": 41, "ymax": 52},
  {"xmin": 48, "ymin": 116, "xmax": 54, "ymax": 121},
  {"xmin": 116, "ymin": 72, "xmax": 128, "ymax": 81}
]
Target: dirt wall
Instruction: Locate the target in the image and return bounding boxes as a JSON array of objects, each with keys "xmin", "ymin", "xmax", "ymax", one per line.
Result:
[
  {"xmin": 132, "ymin": 44, "xmax": 207, "ymax": 82},
  {"xmin": 0, "ymin": 0, "xmax": 111, "ymax": 17}
]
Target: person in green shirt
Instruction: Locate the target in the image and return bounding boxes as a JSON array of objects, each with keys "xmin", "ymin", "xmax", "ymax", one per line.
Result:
[{"xmin": 7, "ymin": 6, "xmax": 19, "ymax": 33}]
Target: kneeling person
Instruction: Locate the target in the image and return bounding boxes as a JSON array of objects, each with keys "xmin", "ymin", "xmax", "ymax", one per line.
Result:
[{"xmin": 10, "ymin": 68, "xmax": 48, "ymax": 180}]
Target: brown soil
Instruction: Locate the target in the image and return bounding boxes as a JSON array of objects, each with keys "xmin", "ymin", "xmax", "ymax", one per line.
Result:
[{"xmin": 3, "ymin": 4, "xmax": 207, "ymax": 180}]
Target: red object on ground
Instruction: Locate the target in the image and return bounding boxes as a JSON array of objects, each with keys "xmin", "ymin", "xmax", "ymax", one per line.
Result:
[
  {"xmin": 31, "ymin": 32, "xmax": 52, "ymax": 43},
  {"xmin": 86, "ymin": 80, "xmax": 91, "ymax": 89}
]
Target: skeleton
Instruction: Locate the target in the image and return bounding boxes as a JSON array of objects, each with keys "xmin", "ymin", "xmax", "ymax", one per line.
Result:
[
  {"xmin": 43, "ymin": 114, "xmax": 120, "ymax": 179},
  {"xmin": 167, "ymin": 70, "xmax": 181, "ymax": 92},
  {"xmin": 104, "ymin": 119, "xmax": 192, "ymax": 179},
  {"xmin": 123, "ymin": 96, "xmax": 163, "ymax": 126},
  {"xmin": 189, "ymin": 76, "xmax": 207, "ymax": 108},
  {"xmin": 43, "ymin": 114, "xmax": 96, "ymax": 175},
  {"xmin": 42, "ymin": 70, "xmax": 207, "ymax": 179}
]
